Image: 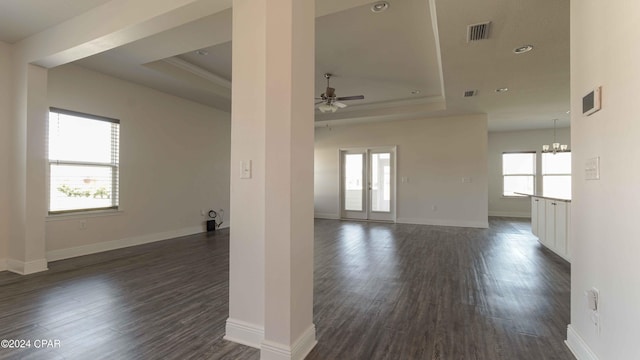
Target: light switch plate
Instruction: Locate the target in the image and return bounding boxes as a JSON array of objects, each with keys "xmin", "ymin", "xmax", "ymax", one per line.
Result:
[
  {"xmin": 585, "ymin": 157, "xmax": 600, "ymax": 180},
  {"xmin": 240, "ymin": 160, "xmax": 252, "ymax": 179}
]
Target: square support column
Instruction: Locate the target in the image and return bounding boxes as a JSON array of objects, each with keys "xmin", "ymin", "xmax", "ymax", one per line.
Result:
[
  {"xmin": 7, "ymin": 63, "xmax": 48, "ymax": 275},
  {"xmin": 226, "ymin": 0, "xmax": 316, "ymax": 359}
]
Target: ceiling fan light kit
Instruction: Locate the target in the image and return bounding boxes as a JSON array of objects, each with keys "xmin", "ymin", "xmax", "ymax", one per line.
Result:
[
  {"xmin": 318, "ymin": 103, "xmax": 338, "ymax": 113},
  {"xmin": 316, "ymin": 73, "xmax": 365, "ymax": 113}
]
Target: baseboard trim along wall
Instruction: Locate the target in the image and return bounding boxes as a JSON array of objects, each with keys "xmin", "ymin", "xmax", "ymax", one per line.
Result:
[
  {"xmin": 565, "ymin": 325, "xmax": 599, "ymax": 360},
  {"xmin": 488, "ymin": 211, "xmax": 531, "ymax": 218},
  {"xmin": 261, "ymin": 324, "xmax": 317, "ymax": 360},
  {"xmin": 46, "ymin": 225, "xmax": 205, "ymax": 262},
  {"xmin": 6, "ymin": 258, "xmax": 49, "ymax": 275},
  {"xmin": 224, "ymin": 318, "xmax": 264, "ymax": 349},
  {"xmin": 396, "ymin": 217, "xmax": 489, "ymax": 229},
  {"xmin": 314, "ymin": 213, "xmax": 340, "ymax": 220}
]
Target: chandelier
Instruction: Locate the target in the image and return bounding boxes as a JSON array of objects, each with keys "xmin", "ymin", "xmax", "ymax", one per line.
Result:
[{"xmin": 542, "ymin": 119, "xmax": 569, "ymax": 154}]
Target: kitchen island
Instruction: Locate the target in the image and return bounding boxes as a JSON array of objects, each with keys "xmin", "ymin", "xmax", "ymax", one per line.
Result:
[{"xmin": 518, "ymin": 193, "xmax": 571, "ymax": 262}]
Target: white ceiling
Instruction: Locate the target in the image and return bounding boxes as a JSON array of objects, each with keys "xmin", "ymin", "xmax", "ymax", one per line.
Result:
[
  {"xmin": 0, "ymin": 0, "xmax": 112, "ymax": 43},
  {"xmin": 0, "ymin": 0, "xmax": 570, "ymax": 131}
]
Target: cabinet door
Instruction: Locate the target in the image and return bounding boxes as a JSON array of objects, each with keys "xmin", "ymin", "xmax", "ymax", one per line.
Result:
[
  {"xmin": 545, "ymin": 200, "xmax": 556, "ymax": 249},
  {"xmin": 531, "ymin": 197, "xmax": 539, "ymax": 236},
  {"xmin": 555, "ymin": 202, "xmax": 568, "ymax": 257},
  {"xmin": 537, "ymin": 199, "xmax": 546, "ymax": 243}
]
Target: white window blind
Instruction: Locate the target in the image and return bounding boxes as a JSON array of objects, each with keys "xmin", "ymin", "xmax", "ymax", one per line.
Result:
[
  {"xmin": 48, "ymin": 108, "xmax": 120, "ymax": 214},
  {"xmin": 502, "ymin": 152, "xmax": 536, "ymax": 197}
]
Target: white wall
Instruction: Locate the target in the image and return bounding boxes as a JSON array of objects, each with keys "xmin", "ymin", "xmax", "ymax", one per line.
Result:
[
  {"xmin": 567, "ymin": 1, "xmax": 640, "ymax": 359},
  {"xmin": 0, "ymin": 41, "xmax": 11, "ymax": 268},
  {"xmin": 488, "ymin": 128, "xmax": 570, "ymax": 217},
  {"xmin": 45, "ymin": 64, "xmax": 230, "ymax": 258},
  {"xmin": 315, "ymin": 114, "xmax": 488, "ymax": 228}
]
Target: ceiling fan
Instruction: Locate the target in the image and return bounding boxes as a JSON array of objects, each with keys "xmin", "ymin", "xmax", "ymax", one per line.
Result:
[{"xmin": 315, "ymin": 73, "xmax": 364, "ymax": 113}]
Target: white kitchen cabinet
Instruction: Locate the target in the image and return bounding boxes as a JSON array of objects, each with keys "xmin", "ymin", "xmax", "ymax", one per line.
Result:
[
  {"xmin": 537, "ymin": 197, "xmax": 546, "ymax": 244},
  {"xmin": 531, "ymin": 197, "xmax": 539, "ymax": 236},
  {"xmin": 545, "ymin": 200, "xmax": 557, "ymax": 249},
  {"xmin": 529, "ymin": 196, "xmax": 571, "ymax": 262},
  {"xmin": 554, "ymin": 201, "xmax": 568, "ymax": 256}
]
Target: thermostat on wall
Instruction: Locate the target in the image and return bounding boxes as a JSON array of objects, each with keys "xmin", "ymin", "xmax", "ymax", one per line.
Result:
[{"xmin": 582, "ymin": 86, "xmax": 601, "ymax": 116}]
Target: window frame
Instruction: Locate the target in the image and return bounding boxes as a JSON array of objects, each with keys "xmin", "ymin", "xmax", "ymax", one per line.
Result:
[
  {"xmin": 501, "ymin": 151, "xmax": 537, "ymax": 198},
  {"xmin": 47, "ymin": 107, "xmax": 120, "ymax": 215}
]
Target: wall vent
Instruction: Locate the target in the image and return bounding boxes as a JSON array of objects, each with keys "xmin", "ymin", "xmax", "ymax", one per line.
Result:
[
  {"xmin": 467, "ymin": 22, "xmax": 491, "ymax": 42},
  {"xmin": 463, "ymin": 90, "xmax": 478, "ymax": 97}
]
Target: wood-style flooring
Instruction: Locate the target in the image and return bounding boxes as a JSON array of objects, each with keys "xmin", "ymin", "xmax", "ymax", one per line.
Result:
[{"xmin": 0, "ymin": 217, "xmax": 573, "ymax": 359}]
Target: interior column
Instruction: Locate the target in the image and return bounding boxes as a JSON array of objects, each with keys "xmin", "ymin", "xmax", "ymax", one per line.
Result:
[
  {"xmin": 7, "ymin": 63, "xmax": 48, "ymax": 275},
  {"xmin": 226, "ymin": 0, "xmax": 316, "ymax": 359}
]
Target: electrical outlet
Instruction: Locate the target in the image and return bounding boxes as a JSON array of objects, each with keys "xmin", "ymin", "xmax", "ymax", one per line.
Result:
[
  {"xmin": 586, "ymin": 288, "xmax": 600, "ymax": 334},
  {"xmin": 79, "ymin": 220, "xmax": 87, "ymax": 230},
  {"xmin": 586, "ymin": 288, "xmax": 598, "ymax": 311}
]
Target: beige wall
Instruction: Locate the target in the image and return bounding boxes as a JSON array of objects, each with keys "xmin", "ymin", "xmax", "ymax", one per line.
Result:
[
  {"xmin": 0, "ymin": 41, "xmax": 11, "ymax": 267},
  {"xmin": 567, "ymin": 1, "xmax": 640, "ymax": 359},
  {"xmin": 315, "ymin": 114, "xmax": 488, "ymax": 228},
  {"xmin": 45, "ymin": 64, "xmax": 230, "ymax": 256},
  {"xmin": 488, "ymin": 128, "xmax": 570, "ymax": 217}
]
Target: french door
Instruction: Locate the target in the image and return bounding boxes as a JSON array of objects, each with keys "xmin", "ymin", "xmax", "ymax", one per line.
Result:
[{"xmin": 340, "ymin": 147, "xmax": 396, "ymax": 221}]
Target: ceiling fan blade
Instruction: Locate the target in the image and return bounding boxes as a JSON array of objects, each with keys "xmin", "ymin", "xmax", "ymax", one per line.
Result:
[
  {"xmin": 336, "ymin": 95, "xmax": 364, "ymax": 101},
  {"xmin": 315, "ymin": 101, "xmax": 324, "ymax": 105},
  {"xmin": 334, "ymin": 102, "xmax": 348, "ymax": 108}
]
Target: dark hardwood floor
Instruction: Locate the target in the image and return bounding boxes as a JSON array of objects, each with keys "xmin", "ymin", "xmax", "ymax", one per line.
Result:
[{"xmin": 0, "ymin": 217, "xmax": 573, "ymax": 359}]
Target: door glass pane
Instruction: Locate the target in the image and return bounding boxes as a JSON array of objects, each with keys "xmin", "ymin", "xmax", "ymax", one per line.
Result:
[
  {"xmin": 344, "ymin": 154, "xmax": 363, "ymax": 211},
  {"xmin": 371, "ymin": 153, "xmax": 391, "ymax": 212}
]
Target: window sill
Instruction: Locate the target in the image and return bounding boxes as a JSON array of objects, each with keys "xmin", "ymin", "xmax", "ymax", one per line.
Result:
[{"xmin": 46, "ymin": 209, "xmax": 124, "ymax": 221}]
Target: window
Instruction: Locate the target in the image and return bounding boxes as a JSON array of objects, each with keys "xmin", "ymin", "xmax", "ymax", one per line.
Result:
[
  {"xmin": 48, "ymin": 108, "xmax": 120, "ymax": 214},
  {"xmin": 502, "ymin": 152, "xmax": 536, "ymax": 197},
  {"xmin": 542, "ymin": 152, "xmax": 571, "ymax": 199}
]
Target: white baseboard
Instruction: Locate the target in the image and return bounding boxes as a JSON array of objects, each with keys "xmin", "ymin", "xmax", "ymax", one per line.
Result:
[
  {"xmin": 396, "ymin": 217, "xmax": 489, "ymax": 229},
  {"xmin": 314, "ymin": 213, "xmax": 340, "ymax": 220},
  {"xmin": 224, "ymin": 318, "xmax": 264, "ymax": 349},
  {"xmin": 46, "ymin": 225, "xmax": 204, "ymax": 262},
  {"xmin": 0, "ymin": 258, "xmax": 8, "ymax": 272},
  {"xmin": 488, "ymin": 211, "xmax": 531, "ymax": 218},
  {"xmin": 6, "ymin": 258, "xmax": 48, "ymax": 275},
  {"xmin": 566, "ymin": 325, "xmax": 599, "ymax": 360},
  {"xmin": 261, "ymin": 324, "xmax": 317, "ymax": 360}
]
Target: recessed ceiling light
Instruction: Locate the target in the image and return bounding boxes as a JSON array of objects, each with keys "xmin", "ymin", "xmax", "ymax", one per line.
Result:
[
  {"xmin": 495, "ymin": 87, "xmax": 509, "ymax": 93},
  {"xmin": 411, "ymin": 90, "xmax": 421, "ymax": 95},
  {"xmin": 513, "ymin": 45, "xmax": 534, "ymax": 54},
  {"xmin": 371, "ymin": 1, "xmax": 390, "ymax": 13},
  {"xmin": 195, "ymin": 49, "xmax": 209, "ymax": 56}
]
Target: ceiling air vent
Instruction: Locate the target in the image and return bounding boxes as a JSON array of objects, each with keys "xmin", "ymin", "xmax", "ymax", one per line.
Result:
[
  {"xmin": 467, "ymin": 22, "xmax": 491, "ymax": 42},
  {"xmin": 463, "ymin": 90, "xmax": 478, "ymax": 97}
]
